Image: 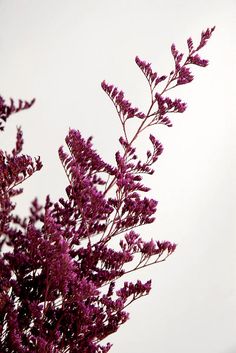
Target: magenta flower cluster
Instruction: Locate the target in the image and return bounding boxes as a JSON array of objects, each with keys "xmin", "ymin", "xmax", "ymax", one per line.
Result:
[{"xmin": 0, "ymin": 27, "xmax": 214, "ymax": 353}]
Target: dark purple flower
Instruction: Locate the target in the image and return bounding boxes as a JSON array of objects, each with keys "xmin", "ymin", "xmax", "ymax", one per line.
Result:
[{"xmin": 0, "ymin": 27, "xmax": 214, "ymax": 353}]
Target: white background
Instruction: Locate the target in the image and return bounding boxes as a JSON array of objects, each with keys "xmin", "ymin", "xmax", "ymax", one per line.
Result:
[{"xmin": 0, "ymin": 1, "xmax": 235, "ymax": 352}]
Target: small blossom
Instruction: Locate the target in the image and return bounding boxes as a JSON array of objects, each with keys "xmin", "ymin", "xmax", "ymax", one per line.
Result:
[
  {"xmin": 0, "ymin": 96, "xmax": 35, "ymax": 131},
  {"xmin": 135, "ymin": 56, "xmax": 167, "ymax": 88},
  {"xmin": 187, "ymin": 37, "xmax": 194, "ymax": 53},
  {"xmin": 101, "ymin": 80, "xmax": 146, "ymax": 120},
  {"xmin": 196, "ymin": 26, "xmax": 215, "ymax": 51},
  {"xmin": 177, "ymin": 66, "xmax": 194, "ymax": 85},
  {"xmin": 189, "ymin": 53, "xmax": 209, "ymax": 67}
]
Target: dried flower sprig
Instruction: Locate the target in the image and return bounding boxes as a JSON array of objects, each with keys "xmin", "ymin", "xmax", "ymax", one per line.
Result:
[
  {"xmin": 0, "ymin": 97, "xmax": 35, "ymax": 131},
  {"xmin": 0, "ymin": 27, "xmax": 214, "ymax": 353}
]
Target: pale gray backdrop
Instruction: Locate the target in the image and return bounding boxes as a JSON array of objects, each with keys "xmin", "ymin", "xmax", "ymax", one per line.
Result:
[{"xmin": 0, "ymin": 1, "xmax": 235, "ymax": 352}]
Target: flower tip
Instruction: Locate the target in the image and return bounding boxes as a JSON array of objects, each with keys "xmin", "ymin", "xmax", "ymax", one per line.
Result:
[
  {"xmin": 135, "ymin": 56, "xmax": 142, "ymax": 66},
  {"xmin": 172, "ymin": 243, "xmax": 177, "ymax": 252}
]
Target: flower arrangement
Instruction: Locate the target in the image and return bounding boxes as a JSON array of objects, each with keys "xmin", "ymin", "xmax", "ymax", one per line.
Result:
[{"xmin": 0, "ymin": 27, "xmax": 214, "ymax": 353}]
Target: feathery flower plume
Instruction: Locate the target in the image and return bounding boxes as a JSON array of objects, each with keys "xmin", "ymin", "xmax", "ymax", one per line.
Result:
[{"xmin": 0, "ymin": 27, "xmax": 214, "ymax": 352}]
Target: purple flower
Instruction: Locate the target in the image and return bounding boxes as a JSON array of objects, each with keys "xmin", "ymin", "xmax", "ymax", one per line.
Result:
[
  {"xmin": 0, "ymin": 96, "xmax": 35, "ymax": 131},
  {"xmin": 0, "ymin": 27, "xmax": 214, "ymax": 352}
]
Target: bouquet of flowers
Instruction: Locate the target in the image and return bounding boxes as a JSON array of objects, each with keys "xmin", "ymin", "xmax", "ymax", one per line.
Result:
[{"xmin": 0, "ymin": 27, "xmax": 214, "ymax": 353}]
